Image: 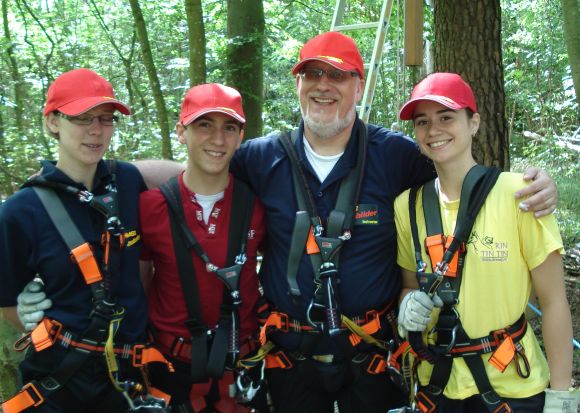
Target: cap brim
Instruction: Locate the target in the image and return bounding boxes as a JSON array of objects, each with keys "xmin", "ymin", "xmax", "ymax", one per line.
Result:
[
  {"xmin": 398, "ymin": 96, "xmax": 464, "ymax": 120},
  {"xmin": 182, "ymin": 108, "xmax": 246, "ymax": 126},
  {"xmin": 57, "ymin": 97, "xmax": 131, "ymax": 116},
  {"xmin": 291, "ymin": 57, "xmax": 358, "ymax": 76}
]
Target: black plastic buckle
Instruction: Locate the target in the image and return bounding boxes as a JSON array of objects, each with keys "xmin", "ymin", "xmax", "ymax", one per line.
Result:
[{"xmin": 273, "ymin": 351, "xmax": 293, "ymax": 369}]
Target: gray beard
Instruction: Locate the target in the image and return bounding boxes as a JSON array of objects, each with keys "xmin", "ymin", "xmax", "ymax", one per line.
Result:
[{"xmin": 301, "ymin": 106, "xmax": 356, "ymax": 140}]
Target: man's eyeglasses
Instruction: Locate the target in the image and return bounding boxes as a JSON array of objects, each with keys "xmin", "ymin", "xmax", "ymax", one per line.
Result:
[
  {"xmin": 57, "ymin": 112, "xmax": 119, "ymax": 126},
  {"xmin": 299, "ymin": 68, "xmax": 360, "ymax": 83}
]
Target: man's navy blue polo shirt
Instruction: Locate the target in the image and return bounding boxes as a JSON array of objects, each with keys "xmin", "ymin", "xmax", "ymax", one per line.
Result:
[
  {"xmin": 0, "ymin": 160, "xmax": 147, "ymax": 342},
  {"xmin": 230, "ymin": 121, "xmax": 435, "ymax": 353}
]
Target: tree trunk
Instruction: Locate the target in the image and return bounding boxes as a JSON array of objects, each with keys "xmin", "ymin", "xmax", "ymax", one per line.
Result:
[
  {"xmin": 561, "ymin": 0, "xmax": 580, "ymax": 107},
  {"xmin": 185, "ymin": 0, "xmax": 206, "ymax": 86},
  {"xmin": 128, "ymin": 0, "xmax": 173, "ymax": 159},
  {"xmin": 433, "ymin": 0, "xmax": 508, "ymax": 169},
  {"xmin": 226, "ymin": 0, "xmax": 264, "ymax": 139},
  {"xmin": 2, "ymin": 0, "xmax": 25, "ymax": 133}
]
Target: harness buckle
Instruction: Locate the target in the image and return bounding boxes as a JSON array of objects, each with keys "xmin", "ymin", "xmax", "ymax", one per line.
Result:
[
  {"xmin": 22, "ymin": 382, "xmax": 44, "ymax": 407},
  {"xmin": 132, "ymin": 344, "xmax": 145, "ymax": 367},
  {"xmin": 30, "ymin": 319, "xmax": 62, "ymax": 352},
  {"xmin": 415, "ymin": 390, "xmax": 437, "ymax": 413},
  {"xmin": 38, "ymin": 377, "xmax": 61, "ymax": 392},
  {"xmin": 267, "ymin": 350, "xmax": 293, "ymax": 369},
  {"xmin": 432, "ymin": 323, "xmax": 458, "ymax": 354},
  {"xmin": 366, "ymin": 353, "xmax": 387, "ymax": 375},
  {"xmin": 274, "ymin": 312, "xmax": 289, "ymax": 333}
]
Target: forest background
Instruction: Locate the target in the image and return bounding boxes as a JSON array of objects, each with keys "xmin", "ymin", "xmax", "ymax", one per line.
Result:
[{"xmin": 0, "ymin": 0, "xmax": 578, "ymax": 402}]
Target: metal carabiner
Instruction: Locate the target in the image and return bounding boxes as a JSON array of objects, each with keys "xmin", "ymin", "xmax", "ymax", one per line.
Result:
[{"xmin": 305, "ymin": 298, "xmax": 325, "ymax": 330}]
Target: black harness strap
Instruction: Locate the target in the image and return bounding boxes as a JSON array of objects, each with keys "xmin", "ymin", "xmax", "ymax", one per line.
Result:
[
  {"xmin": 408, "ymin": 166, "xmax": 517, "ymax": 413},
  {"xmin": 159, "ymin": 176, "xmax": 255, "ymax": 382},
  {"xmin": 280, "ymin": 118, "xmax": 367, "ymax": 337}
]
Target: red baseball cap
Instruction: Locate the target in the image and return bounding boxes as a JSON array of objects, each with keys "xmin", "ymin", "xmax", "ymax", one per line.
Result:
[
  {"xmin": 180, "ymin": 83, "xmax": 245, "ymax": 126},
  {"xmin": 399, "ymin": 72, "xmax": 478, "ymax": 120},
  {"xmin": 43, "ymin": 68, "xmax": 131, "ymax": 116},
  {"xmin": 291, "ymin": 31, "xmax": 365, "ymax": 79}
]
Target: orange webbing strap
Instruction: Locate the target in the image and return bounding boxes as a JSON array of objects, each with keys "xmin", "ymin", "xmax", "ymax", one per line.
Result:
[
  {"xmin": 1, "ymin": 383, "xmax": 44, "ymax": 413},
  {"xmin": 388, "ymin": 340, "xmax": 414, "ymax": 371},
  {"xmin": 132, "ymin": 345, "xmax": 174, "ymax": 372},
  {"xmin": 259, "ymin": 311, "xmax": 288, "ymax": 345},
  {"xmin": 70, "ymin": 242, "xmax": 103, "ymax": 284},
  {"xmin": 259, "ymin": 311, "xmax": 315, "ymax": 345},
  {"xmin": 30, "ymin": 318, "xmax": 63, "ymax": 352},
  {"xmin": 424, "ymin": 234, "xmax": 444, "ymax": 272},
  {"xmin": 443, "ymin": 236, "xmax": 460, "ymax": 277},
  {"xmin": 347, "ymin": 311, "xmax": 382, "ymax": 346},
  {"xmin": 425, "ymin": 234, "xmax": 460, "ymax": 276}
]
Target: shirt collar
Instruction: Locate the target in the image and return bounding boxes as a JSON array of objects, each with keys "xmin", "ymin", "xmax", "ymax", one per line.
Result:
[{"xmin": 40, "ymin": 159, "xmax": 113, "ymax": 192}]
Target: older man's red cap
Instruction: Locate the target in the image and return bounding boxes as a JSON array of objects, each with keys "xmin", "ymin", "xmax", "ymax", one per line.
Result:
[{"xmin": 292, "ymin": 32, "xmax": 365, "ymax": 79}]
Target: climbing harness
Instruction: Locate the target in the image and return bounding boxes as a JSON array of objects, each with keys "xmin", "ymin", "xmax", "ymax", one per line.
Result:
[
  {"xmin": 2, "ymin": 162, "xmax": 172, "ymax": 413},
  {"xmin": 404, "ymin": 165, "xmax": 532, "ymax": 413},
  {"xmin": 280, "ymin": 118, "xmax": 367, "ymax": 338},
  {"xmin": 159, "ymin": 177, "xmax": 256, "ymax": 392}
]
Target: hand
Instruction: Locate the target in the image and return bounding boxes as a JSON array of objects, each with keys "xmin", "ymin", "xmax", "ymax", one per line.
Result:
[
  {"xmin": 17, "ymin": 280, "xmax": 52, "ymax": 331},
  {"xmin": 398, "ymin": 290, "xmax": 443, "ymax": 335},
  {"xmin": 515, "ymin": 167, "xmax": 558, "ymax": 217},
  {"xmin": 543, "ymin": 388, "xmax": 580, "ymax": 413}
]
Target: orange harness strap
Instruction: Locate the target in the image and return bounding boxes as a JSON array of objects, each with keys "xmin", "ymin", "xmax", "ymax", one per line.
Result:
[
  {"xmin": 70, "ymin": 242, "xmax": 103, "ymax": 285},
  {"xmin": 1, "ymin": 383, "xmax": 44, "ymax": 413},
  {"xmin": 425, "ymin": 234, "xmax": 462, "ymax": 276},
  {"xmin": 19, "ymin": 318, "xmax": 173, "ymax": 371}
]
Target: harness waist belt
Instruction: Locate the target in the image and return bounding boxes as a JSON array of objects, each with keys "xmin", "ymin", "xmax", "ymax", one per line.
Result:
[
  {"xmin": 444, "ymin": 313, "xmax": 527, "ymax": 357},
  {"xmin": 20, "ymin": 318, "xmax": 171, "ymax": 366},
  {"xmin": 154, "ymin": 330, "xmax": 252, "ymax": 364},
  {"xmin": 259, "ymin": 301, "xmax": 396, "ymax": 347}
]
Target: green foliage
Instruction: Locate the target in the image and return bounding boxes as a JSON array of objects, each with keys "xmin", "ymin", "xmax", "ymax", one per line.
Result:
[
  {"xmin": 502, "ymin": 0, "xmax": 578, "ymax": 161},
  {"xmin": 0, "ymin": 0, "xmax": 577, "ymax": 199},
  {"xmin": 512, "ymin": 143, "xmax": 579, "ymax": 248}
]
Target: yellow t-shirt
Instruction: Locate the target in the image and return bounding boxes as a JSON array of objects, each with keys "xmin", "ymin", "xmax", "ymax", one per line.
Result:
[{"xmin": 394, "ymin": 172, "xmax": 563, "ymax": 399}]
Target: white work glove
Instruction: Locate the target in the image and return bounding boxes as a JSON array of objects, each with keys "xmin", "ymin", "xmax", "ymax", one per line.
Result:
[
  {"xmin": 398, "ymin": 290, "xmax": 443, "ymax": 336},
  {"xmin": 543, "ymin": 388, "xmax": 580, "ymax": 413},
  {"xmin": 17, "ymin": 280, "xmax": 52, "ymax": 331}
]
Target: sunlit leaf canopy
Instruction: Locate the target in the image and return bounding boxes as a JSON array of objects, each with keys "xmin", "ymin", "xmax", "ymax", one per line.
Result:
[{"xmin": 0, "ymin": 0, "xmax": 576, "ymax": 196}]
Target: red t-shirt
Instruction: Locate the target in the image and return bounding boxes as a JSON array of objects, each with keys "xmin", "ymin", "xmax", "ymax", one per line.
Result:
[{"xmin": 140, "ymin": 172, "xmax": 265, "ymax": 341}]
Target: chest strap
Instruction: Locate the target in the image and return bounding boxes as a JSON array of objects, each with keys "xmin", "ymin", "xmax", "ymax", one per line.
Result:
[
  {"xmin": 159, "ymin": 176, "xmax": 255, "ymax": 382},
  {"xmin": 280, "ymin": 118, "xmax": 367, "ymax": 337}
]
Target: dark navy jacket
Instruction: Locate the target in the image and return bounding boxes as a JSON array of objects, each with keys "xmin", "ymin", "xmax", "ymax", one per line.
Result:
[
  {"xmin": 230, "ymin": 121, "xmax": 435, "ymax": 353},
  {"xmin": 0, "ymin": 160, "xmax": 147, "ymax": 342}
]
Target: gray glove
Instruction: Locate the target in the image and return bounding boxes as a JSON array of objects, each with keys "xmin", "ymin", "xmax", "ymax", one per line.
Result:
[
  {"xmin": 398, "ymin": 290, "xmax": 443, "ymax": 336},
  {"xmin": 17, "ymin": 280, "xmax": 52, "ymax": 331},
  {"xmin": 543, "ymin": 388, "xmax": 580, "ymax": 413}
]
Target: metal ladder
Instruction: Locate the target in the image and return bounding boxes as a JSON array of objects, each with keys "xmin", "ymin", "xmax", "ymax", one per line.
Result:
[{"xmin": 331, "ymin": 0, "xmax": 394, "ymax": 123}]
